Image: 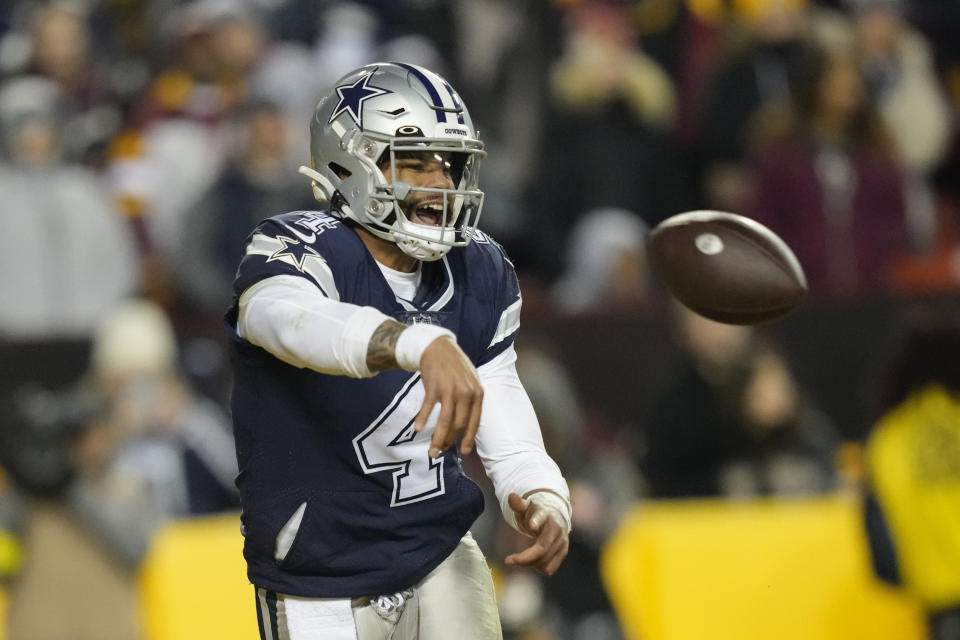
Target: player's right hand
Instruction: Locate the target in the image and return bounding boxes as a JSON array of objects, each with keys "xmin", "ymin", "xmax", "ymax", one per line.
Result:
[
  {"xmin": 505, "ymin": 492, "xmax": 570, "ymax": 576},
  {"xmin": 415, "ymin": 336, "xmax": 483, "ymax": 458}
]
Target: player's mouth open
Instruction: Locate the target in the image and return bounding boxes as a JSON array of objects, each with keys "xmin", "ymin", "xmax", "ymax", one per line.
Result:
[{"xmin": 412, "ymin": 202, "xmax": 444, "ymax": 226}]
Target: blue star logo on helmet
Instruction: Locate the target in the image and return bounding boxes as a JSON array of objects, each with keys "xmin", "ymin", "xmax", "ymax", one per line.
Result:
[{"xmin": 329, "ymin": 69, "xmax": 391, "ymax": 128}]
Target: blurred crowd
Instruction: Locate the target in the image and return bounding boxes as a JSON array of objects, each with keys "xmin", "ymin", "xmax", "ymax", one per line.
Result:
[{"xmin": 0, "ymin": 0, "xmax": 959, "ymax": 638}]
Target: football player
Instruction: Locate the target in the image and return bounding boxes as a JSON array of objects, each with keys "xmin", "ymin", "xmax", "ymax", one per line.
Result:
[{"xmin": 226, "ymin": 63, "xmax": 572, "ymax": 639}]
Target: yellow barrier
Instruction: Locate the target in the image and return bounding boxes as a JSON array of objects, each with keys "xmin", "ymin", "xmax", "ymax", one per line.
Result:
[
  {"xmin": 139, "ymin": 496, "xmax": 924, "ymax": 640},
  {"xmin": 138, "ymin": 512, "xmax": 258, "ymax": 640},
  {"xmin": 601, "ymin": 495, "xmax": 926, "ymax": 640},
  {"xmin": 0, "ymin": 526, "xmax": 20, "ymax": 640}
]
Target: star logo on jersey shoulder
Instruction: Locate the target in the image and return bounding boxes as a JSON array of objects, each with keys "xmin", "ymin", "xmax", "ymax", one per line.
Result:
[
  {"xmin": 267, "ymin": 235, "xmax": 320, "ymax": 272},
  {"xmin": 329, "ymin": 69, "xmax": 391, "ymax": 128}
]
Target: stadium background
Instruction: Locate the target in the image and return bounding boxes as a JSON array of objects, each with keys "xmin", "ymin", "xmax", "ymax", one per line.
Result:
[{"xmin": 0, "ymin": 0, "xmax": 959, "ymax": 638}]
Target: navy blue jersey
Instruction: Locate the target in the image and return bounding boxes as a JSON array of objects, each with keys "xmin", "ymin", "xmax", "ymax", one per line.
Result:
[{"xmin": 225, "ymin": 209, "xmax": 521, "ymax": 598}]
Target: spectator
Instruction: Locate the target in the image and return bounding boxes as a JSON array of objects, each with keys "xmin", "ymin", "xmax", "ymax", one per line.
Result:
[
  {"xmin": 107, "ymin": 1, "xmax": 258, "ymax": 273},
  {"xmin": 641, "ymin": 304, "xmax": 840, "ymax": 499},
  {"xmin": 530, "ymin": 0, "xmax": 691, "ymax": 281},
  {"xmin": 549, "ymin": 207, "xmax": 652, "ymax": 315},
  {"xmin": 0, "ymin": 75, "xmax": 139, "ymax": 339},
  {"xmin": 838, "ymin": 0, "xmax": 953, "ymax": 253},
  {"xmin": 698, "ymin": 0, "xmax": 817, "ymax": 212},
  {"xmin": 26, "ymin": 2, "xmax": 124, "ymax": 167},
  {"xmin": 3, "ymin": 298, "xmax": 238, "ymax": 639},
  {"xmin": 745, "ymin": 45, "xmax": 910, "ymax": 299},
  {"xmin": 172, "ymin": 99, "xmax": 316, "ymax": 317},
  {"xmin": 448, "ymin": 0, "xmax": 564, "ymax": 251},
  {"xmin": 863, "ymin": 319, "xmax": 960, "ymax": 640},
  {"xmin": 62, "ymin": 298, "xmax": 239, "ymax": 567},
  {"xmin": 847, "ymin": 0, "xmax": 952, "ymax": 180},
  {"xmin": 104, "ymin": 2, "xmax": 267, "ymax": 306},
  {"xmin": 310, "ymin": 1, "xmax": 381, "ymax": 90}
]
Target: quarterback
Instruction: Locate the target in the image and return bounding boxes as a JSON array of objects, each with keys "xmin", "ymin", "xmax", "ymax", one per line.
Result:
[{"xmin": 225, "ymin": 63, "xmax": 571, "ymax": 639}]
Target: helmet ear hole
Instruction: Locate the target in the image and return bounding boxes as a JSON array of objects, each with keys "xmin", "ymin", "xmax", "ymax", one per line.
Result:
[{"xmin": 329, "ymin": 162, "xmax": 352, "ymax": 179}]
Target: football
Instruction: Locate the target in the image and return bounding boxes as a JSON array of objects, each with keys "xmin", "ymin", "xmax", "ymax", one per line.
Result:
[{"xmin": 647, "ymin": 210, "xmax": 807, "ymax": 325}]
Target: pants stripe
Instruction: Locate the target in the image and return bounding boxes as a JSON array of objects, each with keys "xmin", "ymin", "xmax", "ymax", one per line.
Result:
[
  {"xmin": 256, "ymin": 588, "xmax": 276, "ymax": 640},
  {"xmin": 266, "ymin": 590, "xmax": 282, "ymax": 640},
  {"xmin": 255, "ymin": 589, "xmax": 267, "ymax": 640},
  {"xmin": 257, "ymin": 587, "xmax": 295, "ymax": 640}
]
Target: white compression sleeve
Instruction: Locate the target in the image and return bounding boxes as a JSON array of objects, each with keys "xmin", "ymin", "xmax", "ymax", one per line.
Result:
[
  {"xmin": 237, "ymin": 275, "xmax": 392, "ymax": 378},
  {"xmin": 474, "ymin": 345, "xmax": 571, "ymax": 534}
]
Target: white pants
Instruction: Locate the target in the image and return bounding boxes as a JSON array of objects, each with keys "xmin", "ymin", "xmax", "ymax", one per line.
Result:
[{"xmin": 256, "ymin": 532, "xmax": 502, "ymax": 640}]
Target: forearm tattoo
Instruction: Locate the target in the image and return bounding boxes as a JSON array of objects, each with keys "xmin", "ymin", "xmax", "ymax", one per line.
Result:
[{"xmin": 366, "ymin": 320, "xmax": 406, "ymax": 372}]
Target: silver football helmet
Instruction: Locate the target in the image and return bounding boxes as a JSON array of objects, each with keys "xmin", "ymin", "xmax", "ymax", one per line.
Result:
[{"xmin": 299, "ymin": 63, "xmax": 486, "ymax": 261}]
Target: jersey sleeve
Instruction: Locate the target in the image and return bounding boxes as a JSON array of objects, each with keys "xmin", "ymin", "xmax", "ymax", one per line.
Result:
[
  {"xmin": 232, "ymin": 213, "xmax": 344, "ymax": 303},
  {"xmin": 473, "ymin": 231, "xmax": 523, "ymax": 367}
]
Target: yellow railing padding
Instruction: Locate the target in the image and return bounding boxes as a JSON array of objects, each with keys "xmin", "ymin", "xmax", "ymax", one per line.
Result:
[
  {"xmin": 0, "ymin": 529, "xmax": 23, "ymax": 579},
  {"xmin": 138, "ymin": 512, "xmax": 258, "ymax": 640},
  {"xmin": 0, "ymin": 588, "xmax": 7, "ymax": 640},
  {"xmin": 601, "ymin": 495, "xmax": 926, "ymax": 640}
]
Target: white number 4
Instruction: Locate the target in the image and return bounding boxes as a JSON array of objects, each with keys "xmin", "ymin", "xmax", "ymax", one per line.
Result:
[{"xmin": 352, "ymin": 374, "xmax": 445, "ymax": 507}]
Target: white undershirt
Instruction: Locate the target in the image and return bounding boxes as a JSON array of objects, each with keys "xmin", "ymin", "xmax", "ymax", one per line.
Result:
[
  {"xmin": 237, "ymin": 273, "xmax": 570, "ymax": 531},
  {"xmin": 376, "ymin": 262, "xmax": 421, "ymax": 304}
]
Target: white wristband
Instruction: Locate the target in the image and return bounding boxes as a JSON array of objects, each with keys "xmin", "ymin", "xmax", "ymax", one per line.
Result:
[{"xmin": 394, "ymin": 324, "xmax": 457, "ymax": 371}]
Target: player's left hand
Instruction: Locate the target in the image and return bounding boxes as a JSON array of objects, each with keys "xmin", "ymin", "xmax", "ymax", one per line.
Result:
[{"xmin": 504, "ymin": 492, "xmax": 570, "ymax": 576}]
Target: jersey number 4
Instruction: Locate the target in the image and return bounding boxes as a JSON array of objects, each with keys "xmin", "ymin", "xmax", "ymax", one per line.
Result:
[{"xmin": 352, "ymin": 374, "xmax": 446, "ymax": 507}]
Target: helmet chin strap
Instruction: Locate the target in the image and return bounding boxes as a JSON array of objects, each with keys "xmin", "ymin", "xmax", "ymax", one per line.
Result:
[
  {"xmin": 393, "ymin": 218, "xmax": 454, "ymax": 262},
  {"xmin": 394, "ymin": 234, "xmax": 452, "ymax": 262}
]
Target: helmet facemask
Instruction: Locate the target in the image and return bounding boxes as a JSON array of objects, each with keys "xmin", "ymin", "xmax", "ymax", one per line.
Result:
[{"xmin": 370, "ymin": 137, "xmax": 484, "ymax": 261}]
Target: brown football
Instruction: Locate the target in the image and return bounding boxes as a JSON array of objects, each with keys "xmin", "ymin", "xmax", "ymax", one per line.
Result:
[{"xmin": 647, "ymin": 210, "xmax": 807, "ymax": 324}]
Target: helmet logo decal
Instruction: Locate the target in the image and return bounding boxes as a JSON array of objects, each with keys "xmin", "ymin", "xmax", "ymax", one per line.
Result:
[{"xmin": 329, "ymin": 69, "xmax": 391, "ymax": 127}]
